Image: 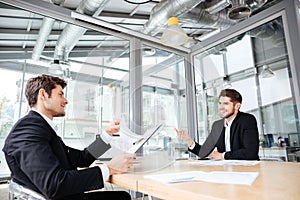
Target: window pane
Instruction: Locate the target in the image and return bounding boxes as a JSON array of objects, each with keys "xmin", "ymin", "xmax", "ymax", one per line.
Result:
[
  {"xmin": 142, "ymin": 45, "xmax": 187, "ymax": 159},
  {"xmin": 194, "ymin": 16, "xmax": 300, "ymax": 161}
]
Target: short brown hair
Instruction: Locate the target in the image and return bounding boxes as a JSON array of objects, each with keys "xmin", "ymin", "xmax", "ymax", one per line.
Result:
[
  {"xmin": 219, "ymin": 89, "xmax": 242, "ymax": 104},
  {"xmin": 25, "ymin": 74, "xmax": 67, "ymax": 107}
]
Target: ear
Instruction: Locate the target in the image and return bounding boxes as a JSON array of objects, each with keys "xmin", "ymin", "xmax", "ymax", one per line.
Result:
[
  {"xmin": 235, "ymin": 102, "xmax": 241, "ymax": 110},
  {"xmin": 38, "ymin": 88, "xmax": 47, "ymax": 101}
]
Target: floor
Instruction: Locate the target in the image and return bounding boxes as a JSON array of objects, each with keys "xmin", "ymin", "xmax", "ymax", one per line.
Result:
[
  {"xmin": 0, "ymin": 182, "xmax": 9, "ymax": 200},
  {"xmin": 0, "ymin": 182, "xmax": 161, "ymax": 200}
]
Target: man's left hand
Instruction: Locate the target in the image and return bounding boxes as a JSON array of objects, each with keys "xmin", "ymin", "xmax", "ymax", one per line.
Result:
[
  {"xmin": 209, "ymin": 151, "xmax": 224, "ymax": 160},
  {"xmin": 105, "ymin": 120, "xmax": 120, "ymax": 136}
]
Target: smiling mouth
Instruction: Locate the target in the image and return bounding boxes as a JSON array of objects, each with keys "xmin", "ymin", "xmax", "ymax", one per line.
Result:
[{"xmin": 220, "ymin": 111, "xmax": 227, "ymax": 116}]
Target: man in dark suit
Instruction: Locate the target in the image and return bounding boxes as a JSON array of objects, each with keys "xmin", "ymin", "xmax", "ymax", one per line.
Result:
[
  {"xmin": 3, "ymin": 74, "xmax": 135, "ymax": 200},
  {"xmin": 176, "ymin": 89, "xmax": 259, "ymax": 160}
]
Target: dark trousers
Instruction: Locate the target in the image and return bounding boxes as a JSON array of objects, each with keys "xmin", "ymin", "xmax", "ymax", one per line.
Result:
[{"xmin": 56, "ymin": 191, "xmax": 131, "ymax": 200}]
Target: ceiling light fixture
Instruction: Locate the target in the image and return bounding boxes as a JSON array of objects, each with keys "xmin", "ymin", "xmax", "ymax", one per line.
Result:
[
  {"xmin": 260, "ymin": 39, "xmax": 275, "ymax": 78},
  {"xmin": 261, "ymin": 64, "xmax": 275, "ymax": 78},
  {"xmin": 160, "ymin": 17, "xmax": 189, "ymax": 47},
  {"xmin": 49, "ymin": 59, "xmax": 63, "ymax": 75}
]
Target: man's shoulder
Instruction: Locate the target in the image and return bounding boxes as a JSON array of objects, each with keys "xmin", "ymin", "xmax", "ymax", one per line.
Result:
[
  {"xmin": 8, "ymin": 111, "xmax": 51, "ymax": 138},
  {"xmin": 236, "ymin": 112, "xmax": 257, "ymax": 123},
  {"xmin": 238, "ymin": 111, "xmax": 255, "ymax": 118},
  {"xmin": 13, "ymin": 111, "xmax": 43, "ymax": 126}
]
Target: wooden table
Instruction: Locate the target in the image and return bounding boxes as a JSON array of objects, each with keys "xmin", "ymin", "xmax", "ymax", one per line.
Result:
[{"xmin": 110, "ymin": 160, "xmax": 300, "ymax": 200}]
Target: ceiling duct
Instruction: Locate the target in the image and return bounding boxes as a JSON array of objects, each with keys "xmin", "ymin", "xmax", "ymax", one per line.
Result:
[
  {"xmin": 227, "ymin": 0, "xmax": 268, "ymax": 20},
  {"xmin": 179, "ymin": 4, "xmax": 237, "ymax": 31},
  {"xmin": 54, "ymin": 0, "xmax": 109, "ymax": 62},
  {"xmin": 205, "ymin": 0, "xmax": 231, "ymax": 14},
  {"xmin": 228, "ymin": 0, "xmax": 251, "ymax": 20},
  {"xmin": 144, "ymin": 0, "xmax": 267, "ymax": 43},
  {"xmin": 31, "ymin": 0, "xmax": 65, "ymax": 61},
  {"xmin": 247, "ymin": 0, "xmax": 268, "ymax": 11},
  {"xmin": 143, "ymin": 0, "xmax": 206, "ymax": 35}
]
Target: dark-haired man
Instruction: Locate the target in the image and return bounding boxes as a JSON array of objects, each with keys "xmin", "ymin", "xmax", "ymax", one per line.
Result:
[
  {"xmin": 176, "ymin": 89, "xmax": 259, "ymax": 160},
  {"xmin": 3, "ymin": 74, "xmax": 134, "ymax": 200}
]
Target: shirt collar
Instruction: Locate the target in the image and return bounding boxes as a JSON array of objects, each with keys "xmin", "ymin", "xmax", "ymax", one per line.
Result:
[
  {"xmin": 31, "ymin": 109, "xmax": 58, "ymax": 132},
  {"xmin": 224, "ymin": 116, "xmax": 236, "ymax": 127}
]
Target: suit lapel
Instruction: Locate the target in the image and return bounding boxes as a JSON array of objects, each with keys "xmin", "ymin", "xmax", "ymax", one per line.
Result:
[{"xmin": 229, "ymin": 112, "xmax": 241, "ymax": 146}]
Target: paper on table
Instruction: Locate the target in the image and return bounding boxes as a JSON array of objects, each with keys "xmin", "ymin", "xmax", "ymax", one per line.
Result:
[
  {"xmin": 189, "ymin": 160, "xmax": 260, "ymax": 166},
  {"xmin": 144, "ymin": 171, "xmax": 259, "ymax": 185}
]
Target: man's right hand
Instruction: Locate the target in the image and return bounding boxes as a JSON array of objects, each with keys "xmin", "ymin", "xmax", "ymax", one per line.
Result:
[
  {"xmin": 174, "ymin": 128, "xmax": 195, "ymax": 147},
  {"xmin": 107, "ymin": 153, "xmax": 135, "ymax": 175}
]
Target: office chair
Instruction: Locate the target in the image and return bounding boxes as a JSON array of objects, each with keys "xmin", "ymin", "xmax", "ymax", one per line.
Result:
[{"xmin": 8, "ymin": 181, "xmax": 45, "ymax": 200}]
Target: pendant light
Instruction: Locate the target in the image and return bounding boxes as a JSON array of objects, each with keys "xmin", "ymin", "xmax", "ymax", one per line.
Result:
[
  {"xmin": 260, "ymin": 39, "xmax": 275, "ymax": 78},
  {"xmin": 49, "ymin": 59, "xmax": 63, "ymax": 75},
  {"xmin": 160, "ymin": 17, "xmax": 189, "ymax": 47}
]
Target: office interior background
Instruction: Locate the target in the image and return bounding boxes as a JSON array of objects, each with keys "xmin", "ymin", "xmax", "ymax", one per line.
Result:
[{"xmin": 0, "ymin": 0, "xmax": 300, "ymax": 174}]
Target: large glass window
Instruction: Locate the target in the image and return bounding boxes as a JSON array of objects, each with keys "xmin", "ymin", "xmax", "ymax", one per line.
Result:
[
  {"xmin": 141, "ymin": 45, "xmax": 188, "ymax": 159},
  {"xmin": 0, "ymin": 3, "xmax": 130, "ymax": 171},
  {"xmin": 194, "ymin": 16, "xmax": 300, "ymax": 160}
]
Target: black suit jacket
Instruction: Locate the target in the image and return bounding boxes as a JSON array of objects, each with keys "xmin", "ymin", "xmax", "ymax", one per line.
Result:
[
  {"xmin": 190, "ymin": 112, "xmax": 259, "ymax": 160},
  {"xmin": 2, "ymin": 110, "xmax": 111, "ymax": 199}
]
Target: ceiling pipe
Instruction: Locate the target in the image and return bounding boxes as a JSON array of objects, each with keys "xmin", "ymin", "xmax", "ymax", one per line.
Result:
[
  {"xmin": 54, "ymin": 0, "xmax": 109, "ymax": 62},
  {"xmin": 227, "ymin": 0, "xmax": 252, "ymax": 20},
  {"xmin": 179, "ymin": 4, "xmax": 237, "ymax": 30},
  {"xmin": 228, "ymin": 0, "xmax": 268, "ymax": 20},
  {"xmin": 32, "ymin": 17, "xmax": 56, "ymax": 61},
  {"xmin": 247, "ymin": 0, "xmax": 268, "ymax": 11},
  {"xmin": 143, "ymin": 0, "xmax": 267, "ymax": 40},
  {"xmin": 31, "ymin": 0, "xmax": 65, "ymax": 61},
  {"xmin": 205, "ymin": 0, "xmax": 231, "ymax": 15},
  {"xmin": 143, "ymin": 0, "xmax": 206, "ymax": 35}
]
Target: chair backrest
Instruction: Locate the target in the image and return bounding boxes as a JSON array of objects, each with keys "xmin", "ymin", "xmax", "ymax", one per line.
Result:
[{"xmin": 8, "ymin": 181, "xmax": 46, "ymax": 200}]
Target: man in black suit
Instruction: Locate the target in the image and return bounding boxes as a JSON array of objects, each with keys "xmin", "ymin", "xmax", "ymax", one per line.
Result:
[
  {"xmin": 3, "ymin": 74, "xmax": 135, "ymax": 200},
  {"xmin": 176, "ymin": 89, "xmax": 259, "ymax": 160}
]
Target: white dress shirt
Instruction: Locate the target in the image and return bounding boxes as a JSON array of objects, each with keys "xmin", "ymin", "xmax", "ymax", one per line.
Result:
[{"xmin": 222, "ymin": 116, "xmax": 235, "ymax": 158}]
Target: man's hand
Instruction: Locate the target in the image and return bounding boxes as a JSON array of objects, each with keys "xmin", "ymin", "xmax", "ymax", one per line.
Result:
[
  {"xmin": 107, "ymin": 153, "xmax": 135, "ymax": 175},
  {"xmin": 174, "ymin": 128, "xmax": 195, "ymax": 147},
  {"xmin": 209, "ymin": 151, "xmax": 224, "ymax": 160},
  {"xmin": 105, "ymin": 120, "xmax": 120, "ymax": 136}
]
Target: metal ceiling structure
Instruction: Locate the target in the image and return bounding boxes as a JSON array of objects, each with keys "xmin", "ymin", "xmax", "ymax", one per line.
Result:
[{"xmin": 0, "ymin": 0, "xmax": 281, "ymax": 72}]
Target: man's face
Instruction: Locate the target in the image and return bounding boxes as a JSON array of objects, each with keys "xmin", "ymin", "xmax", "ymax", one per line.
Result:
[
  {"xmin": 218, "ymin": 96, "xmax": 239, "ymax": 120},
  {"xmin": 44, "ymin": 85, "xmax": 68, "ymax": 118}
]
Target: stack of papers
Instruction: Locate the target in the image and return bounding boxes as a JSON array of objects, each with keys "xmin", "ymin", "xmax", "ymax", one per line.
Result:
[
  {"xmin": 144, "ymin": 171, "xmax": 259, "ymax": 185},
  {"xmin": 189, "ymin": 160, "xmax": 260, "ymax": 166}
]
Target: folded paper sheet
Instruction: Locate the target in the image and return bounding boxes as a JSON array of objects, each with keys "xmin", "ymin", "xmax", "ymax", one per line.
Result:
[
  {"xmin": 189, "ymin": 160, "xmax": 260, "ymax": 166},
  {"xmin": 144, "ymin": 171, "xmax": 259, "ymax": 185}
]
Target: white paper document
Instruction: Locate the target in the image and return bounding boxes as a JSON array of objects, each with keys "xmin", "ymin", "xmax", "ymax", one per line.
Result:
[
  {"xmin": 117, "ymin": 117, "xmax": 163, "ymax": 153},
  {"xmin": 124, "ymin": 123, "xmax": 163, "ymax": 154},
  {"xmin": 189, "ymin": 160, "xmax": 260, "ymax": 166},
  {"xmin": 144, "ymin": 171, "xmax": 259, "ymax": 185}
]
